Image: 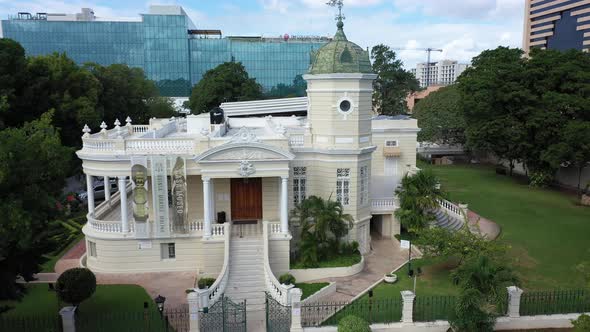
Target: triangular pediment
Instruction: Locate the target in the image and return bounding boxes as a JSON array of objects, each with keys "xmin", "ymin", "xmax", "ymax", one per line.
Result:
[{"xmin": 196, "ymin": 142, "xmax": 295, "ymax": 163}]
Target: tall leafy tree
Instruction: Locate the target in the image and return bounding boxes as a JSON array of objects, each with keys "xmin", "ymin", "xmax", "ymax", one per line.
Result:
[
  {"xmin": 458, "ymin": 47, "xmax": 530, "ymax": 176},
  {"xmin": 188, "ymin": 62, "xmax": 262, "ymax": 114},
  {"xmin": 86, "ymin": 63, "xmax": 160, "ymax": 127},
  {"xmin": 0, "ymin": 111, "xmax": 72, "ymax": 299},
  {"xmin": 0, "ymin": 38, "xmax": 27, "ymax": 129},
  {"xmin": 413, "ymin": 85, "xmax": 466, "ymax": 144},
  {"xmin": 542, "ymin": 121, "xmax": 590, "ymax": 194},
  {"xmin": 371, "ymin": 44, "xmax": 420, "ymax": 115}
]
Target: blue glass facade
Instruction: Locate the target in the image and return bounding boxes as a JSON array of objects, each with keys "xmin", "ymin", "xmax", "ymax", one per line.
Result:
[
  {"xmin": 526, "ymin": 0, "xmax": 590, "ymax": 52},
  {"xmin": 1, "ymin": 13, "xmax": 327, "ymax": 97}
]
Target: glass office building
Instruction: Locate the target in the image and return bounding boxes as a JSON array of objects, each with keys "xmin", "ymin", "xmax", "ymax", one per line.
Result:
[{"xmin": 1, "ymin": 6, "xmax": 329, "ymax": 97}]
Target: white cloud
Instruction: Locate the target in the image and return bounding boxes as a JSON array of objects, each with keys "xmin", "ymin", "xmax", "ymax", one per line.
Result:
[{"xmin": 392, "ymin": 0, "xmax": 524, "ymax": 20}]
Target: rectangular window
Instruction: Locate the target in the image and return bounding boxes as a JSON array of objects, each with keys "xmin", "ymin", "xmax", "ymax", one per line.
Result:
[
  {"xmin": 88, "ymin": 241, "xmax": 97, "ymax": 258},
  {"xmin": 360, "ymin": 166, "xmax": 369, "ymax": 206},
  {"xmin": 385, "ymin": 140, "xmax": 398, "ymax": 147},
  {"xmin": 161, "ymin": 243, "xmax": 176, "ymax": 260},
  {"xmin": 336, "ymin": 168, "xmax": 350, "ymax": 206},
  {"xmin": 293, "ymin": 167, "xmax": 307, "ymax": 205},
  {"xmin": 384, "ymin": 157, "xmax": 399, "ymax": 177}
]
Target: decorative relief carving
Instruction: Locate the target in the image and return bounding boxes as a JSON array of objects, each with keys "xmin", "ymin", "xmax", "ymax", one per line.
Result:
[
  {"xmin": 229, "ymin": 127, "xmax": 259, "ymax": 144},
  {"xmin": 209, "ymin": 148, "xmax": 282, "ymax": 161},
  {"xmin": 238, "ymin": 160, "xmax": 256, "ymax": 177}
]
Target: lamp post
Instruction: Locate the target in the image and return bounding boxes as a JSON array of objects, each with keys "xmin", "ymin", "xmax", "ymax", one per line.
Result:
[{"xmin": 154, "ymin": 295, "xmax": 166, "ymax": 316}]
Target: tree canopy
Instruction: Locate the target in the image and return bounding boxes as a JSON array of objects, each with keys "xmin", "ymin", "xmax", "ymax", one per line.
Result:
[
  {"xmin": 413, "ymin": 85, "xmax": 465, "ymax": 144},
  {"xmin": 188, "ymin": 62, "xmax": 262, "ymax": 114},
  {"xmin": 458, "ymin": 47, "xmax": 590, "ymax": 185},
  {"xmin": 0, "ymin": 112, "xmax": 72, "ymax": 299},
  {"xmin": 265, "ymin": 75, "xmax": 307, "ymax": 99},
  {"xmin": 371, "ymin": 44, "xmax": 420, "ymax": 115}
]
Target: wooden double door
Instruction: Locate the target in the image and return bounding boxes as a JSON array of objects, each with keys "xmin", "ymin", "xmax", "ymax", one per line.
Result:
[{"xmin": 230, "ymin": 178, "xmax": 262, "ymax": 221}]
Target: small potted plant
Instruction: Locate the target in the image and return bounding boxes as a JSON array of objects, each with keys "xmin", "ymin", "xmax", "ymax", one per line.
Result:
[
  {"xmin": 384, "ymin": 272, "xmax": 397, "ymax": 284},
  {"xmin": 279, "ymin": 273, "xmax": 296, "ymax": 286}
]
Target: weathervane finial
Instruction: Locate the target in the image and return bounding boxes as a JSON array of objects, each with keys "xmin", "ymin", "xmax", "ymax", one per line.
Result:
[{"xmin": 327, "ymin": 0, "xmax": 345, "ymax": 26}]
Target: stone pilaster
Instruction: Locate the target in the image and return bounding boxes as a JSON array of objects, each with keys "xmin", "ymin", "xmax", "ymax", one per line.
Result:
[
  {"xmin": 401, "ymin": 290, "xmax": 416, "ymax": 323},
  {"xmin": 59, "ymin": 306, "xmax": 77, "ymax": 332},
  {"xmin": 506, "ymin": 286, "xmax": 524, "ymax": 318},
  {"xmin": 290, "ymin": 288, "xmax": 304, "ymax": 332}
]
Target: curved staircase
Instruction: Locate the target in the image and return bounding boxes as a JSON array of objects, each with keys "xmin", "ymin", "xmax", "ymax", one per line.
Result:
[{"xmin": 433, "ymin": 209, "xmax": 464, "ymax": 231}]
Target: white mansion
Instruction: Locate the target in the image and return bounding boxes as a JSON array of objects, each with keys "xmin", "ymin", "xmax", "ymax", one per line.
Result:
[{"xmin": 77, "ymin": 20, "xmax": 419, "ymax": 309}]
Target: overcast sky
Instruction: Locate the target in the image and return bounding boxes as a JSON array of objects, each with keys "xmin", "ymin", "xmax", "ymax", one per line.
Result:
[{"xmin": 0, "ymin": 0, "xmax": 526, "ymax": 69}]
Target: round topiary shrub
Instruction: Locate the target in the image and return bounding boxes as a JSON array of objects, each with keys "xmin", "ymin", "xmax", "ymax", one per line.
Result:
[
  {"xmin": 197, "ymin": 278, "xmax": 216, "ymax": 289},
  {"xmin": 55, "ymin": 268, "xmax": 96, "ymax": 306},
  {"xmin": 279, "ymin": 273, "xmax": 296, "ymax": 285},
  {"xmin": 337, "ymin": 315, "xmax": 371, "ymax": 332}
]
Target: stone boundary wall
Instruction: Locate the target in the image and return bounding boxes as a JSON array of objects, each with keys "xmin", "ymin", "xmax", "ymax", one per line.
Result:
[
  {"xmin": 302, "ymin": 282, "xmax": 337, "ymax": 304},
  {"xmin": 290, "ymin": 256, "xmax": 365, "ymax": 283},
  {"xmin": 302, "ymin": 313, "xmax": 589, "ymax": 332}
]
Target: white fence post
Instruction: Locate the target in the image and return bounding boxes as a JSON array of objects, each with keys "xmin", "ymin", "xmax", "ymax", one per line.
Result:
[
  {"xmin": 188, "ymin": 288, "xmax": 210, "ymax": 332},
  {"xmin": 290, "ymin": 288, "xmax": 304, "ymax": 332},
  {"xmin": 458, "ymin": 203, "xmax": 469, "ymax": 222},
  {"xmin": 401, "ymin": 290, "xmax": 416, "ymax": 323},
  {"xmin": 59, "ymin": 306, "xmax": 77, "ymax": 332},
  {"xmin": 506, "ymin": 286, "xmax": 524, "ymax": 318}
]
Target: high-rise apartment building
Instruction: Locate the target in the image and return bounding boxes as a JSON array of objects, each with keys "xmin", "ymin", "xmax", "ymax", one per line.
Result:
[
  {"xmin": 523, "ymin": 0, "xmax": 590, "ymax": 53},
  {"xmin": 1, "ymin": 6, "xmax": 329, "ymax": 97},
  {"xmin": 410, "ymin": 60, "xmax": 468, "ymax": 88}
]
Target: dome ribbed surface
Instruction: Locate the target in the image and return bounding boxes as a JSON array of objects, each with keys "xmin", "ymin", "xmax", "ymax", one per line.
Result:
[{"xmin": 308, "ymin": 21, "xmax": 373, "ymax": 75}]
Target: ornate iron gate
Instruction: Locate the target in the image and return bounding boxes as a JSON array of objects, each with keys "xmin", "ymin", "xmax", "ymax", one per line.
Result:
[
  {"xmin": 200, "ymin": 295, "xmax": 247, "ymax": 332},
  {"xmin": 265, "ymin": 293, "xmax": 291, "ymax": 332}
]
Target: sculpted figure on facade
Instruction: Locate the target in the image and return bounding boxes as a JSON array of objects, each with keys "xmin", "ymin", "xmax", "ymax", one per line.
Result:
[{"xmin": 132, "ymin": 164, "xmax": 149, "ymax": 222}]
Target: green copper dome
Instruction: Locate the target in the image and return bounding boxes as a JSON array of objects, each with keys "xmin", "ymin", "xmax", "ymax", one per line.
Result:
[{"xmin": 308, "ymin": 20, "xmax": 373, "ymax": 75}]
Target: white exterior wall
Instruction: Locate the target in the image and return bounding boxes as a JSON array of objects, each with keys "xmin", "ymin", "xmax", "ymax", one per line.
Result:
[
  {"xmin": 269, "ymin": 238, "xmax": 290, "ymax": 276},
  {"xmin": 85, "ymin": 236, "xmax": 224, "ymax": 275}
]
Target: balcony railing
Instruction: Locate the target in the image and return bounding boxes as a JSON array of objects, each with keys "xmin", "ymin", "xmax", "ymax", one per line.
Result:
[{"xmin": 371, "ymin": 198, "xmax": 397, "ymax": 213}]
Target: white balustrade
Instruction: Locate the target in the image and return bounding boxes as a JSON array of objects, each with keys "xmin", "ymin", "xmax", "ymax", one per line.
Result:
[
  {"xmin": 82, "ymin": 139, "xmax": 118, "ymax": 152},
  {"xmin": 208, "ymin": 222, "xmax": 231, "ymax": 305},
  {"xmin": 289, "ymin": 135, "xmax": 305, "ymax": 147},
  {"xmin": 371, "ymin": 198, "xmax": 396, "ymax": 212},
  {"xmin": 436, "ymin": 198, "xmax": 467, "ymax": 225},
  {"xmin": 263, "ymin": 221, "xmax": 295, "ymax": 305},
  {"xmin": 132, "ymin": 125, "xmax": 150, "ymax": 134},
  {"xmin": 125, "ymin": 138, "xmax": 195, "ymax": 154},
  {"xmin": 188, "ymin": 221, "xmax": 204, "ymax": 232},
  {"xmin": 269, "ymin": 222, "xmax": 282, "ymax": 237},
  {"xmin": 211, "ymin": 224, "xmax": 225, "ymax": 238}
]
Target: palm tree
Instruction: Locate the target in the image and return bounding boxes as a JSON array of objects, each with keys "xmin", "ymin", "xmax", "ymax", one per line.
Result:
[
  {"xmin": 291, "ymin": 195, "xmax": 354, "ymax": 267},
  {"xmin": 394, "ymin": 169, "xmax": 442, "ymax": 232}
]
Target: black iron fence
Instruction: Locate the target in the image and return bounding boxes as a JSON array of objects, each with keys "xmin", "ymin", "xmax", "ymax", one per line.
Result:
[
  {"xmin": 301, "ymin": 298, "xmax": 402, "ymax": 327},
  {"xmin": 0, "ymin": 314, "xmax": 61, "ymax": 332},
  {"xmin": 520, "ymin": 289, "xmax": 590, "ymax": 316},
  {"xmin": 75, "ymin": 305, "xmax": 189, "ymax": 332},
  {"xmin": 413, "ymin": 295, "xmax": 455, "ymax": 322}
]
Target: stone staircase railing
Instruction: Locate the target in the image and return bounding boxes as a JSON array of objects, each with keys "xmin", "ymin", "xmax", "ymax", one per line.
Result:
[
  {"xmin": 437, "ymin": 198, "xmax": 467, "ymax": 222},
  {"xmin": 263, "ymin": 221, "xmax": 295, "ymax": 305},
  {"xmin": 207, "ymin": 222, "xmax": 232, "ymax": 305}
]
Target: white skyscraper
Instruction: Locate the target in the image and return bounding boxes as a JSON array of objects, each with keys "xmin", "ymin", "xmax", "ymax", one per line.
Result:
[{"xmin": 410, "ymin": 60, "xmax": 469, "ymax": 88}]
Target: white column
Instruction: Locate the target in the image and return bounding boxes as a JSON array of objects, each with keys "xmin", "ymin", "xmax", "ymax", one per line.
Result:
[
  {"xmin": 119, "ymin": 177, "xmax": 129, "ymax": 233},
  {"xmin": 104, "ymin": 176, "xmax": 111, "ymax": 201},
  {"xmin": 401, "ymin": 290, "xmax": 416, "ymax": 323},
  {"xmin": 86, "ymin": 174, "xmax": 95, "ymax": 215},
  {"xmin": 203, "ymin": 177, "xmax": 212, "ymax": 238},
  {"xmin": 280, "ymin": 176, "xmax": 289, "ymax": 234},
  {"xmin": 210, "ymin": 179, "xmax": 216, "ymax": 223},
  {"xmin": 507, "ymin": 286, "xmax": 524, "ymax": 318}
]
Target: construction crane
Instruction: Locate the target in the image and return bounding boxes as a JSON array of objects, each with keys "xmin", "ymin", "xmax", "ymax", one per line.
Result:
[{"xmin": 391, "ymin": 47, "xmax": 443, "ymax": 87}]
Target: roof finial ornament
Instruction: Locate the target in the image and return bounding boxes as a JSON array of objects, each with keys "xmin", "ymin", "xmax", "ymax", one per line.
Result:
[{"xmin": 327, "ymin": 0, "xmax": 345, "ymax": 26}]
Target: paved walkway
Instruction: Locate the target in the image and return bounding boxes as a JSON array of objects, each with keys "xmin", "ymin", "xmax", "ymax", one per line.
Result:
[
  {"xmin": 310, "ymin": 236, "xmax": 418, "ymax": 302},
  {"xmin": 468, "ymin": 210, "xmax": 501, "ymax": 240}
]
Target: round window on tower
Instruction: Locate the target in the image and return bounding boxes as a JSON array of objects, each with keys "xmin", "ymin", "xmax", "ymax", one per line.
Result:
[{"xmin": 339, "ymin": 100, "xmax": 352, "ymax": 113}]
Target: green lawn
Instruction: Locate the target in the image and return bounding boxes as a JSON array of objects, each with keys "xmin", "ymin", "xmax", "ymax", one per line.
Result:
[
  {"xmin": 291, "ymin": 252, "xmax": 362, "ymax": 269},
  {"xmin": 0, "ymin": 284, "xmax": 155, "ymax": 316},
  {"xmin": 295, "ymin": 282, "xmax": 329, "ymax": 300},
  {"xmin": 423, "ymin": 162, "xmax": 590, "ymax": 290}
]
